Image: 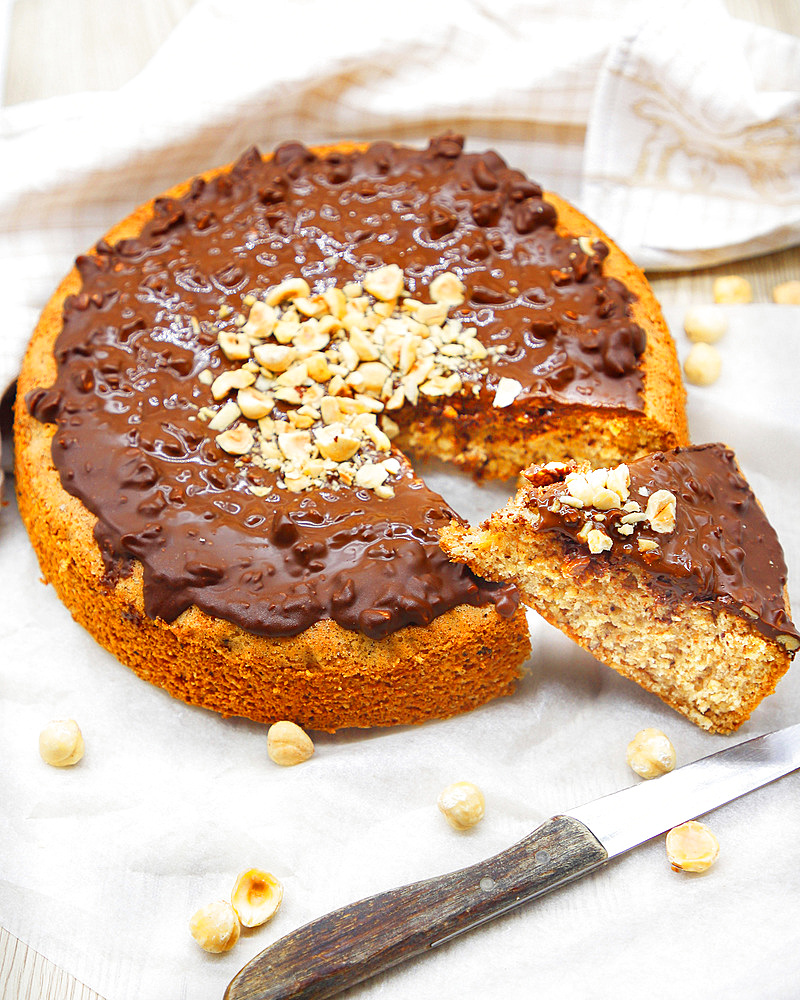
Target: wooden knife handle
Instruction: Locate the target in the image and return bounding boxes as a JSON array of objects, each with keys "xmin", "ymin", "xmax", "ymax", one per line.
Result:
[{"xmin": 225, "ymin": 815, "xmax": 607, "ymax": 1000}]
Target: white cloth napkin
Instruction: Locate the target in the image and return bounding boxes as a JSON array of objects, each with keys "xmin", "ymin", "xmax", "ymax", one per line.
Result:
[{"xmin": 583, "ymin": 1, "xmax": 800, "ymax": 269}]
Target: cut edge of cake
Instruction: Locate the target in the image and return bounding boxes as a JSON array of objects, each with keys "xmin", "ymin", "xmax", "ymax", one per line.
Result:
[
  {"xmin": 394, "ymin": 188, "xmax": 689, "ymax": 480},
  {"xmin": 440, "ymin": 444, "xmax": 798, "ymax": 734}
]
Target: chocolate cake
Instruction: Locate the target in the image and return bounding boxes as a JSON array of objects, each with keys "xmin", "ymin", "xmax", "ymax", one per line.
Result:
[{"xmin": 14, "ymin": 135, "xmax": 688, "ymax": 729}]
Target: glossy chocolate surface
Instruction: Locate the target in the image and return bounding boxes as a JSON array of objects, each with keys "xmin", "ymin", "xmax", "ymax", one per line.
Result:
[
  {"xmin": 525, "ymin": 443, "xmax": 799, "ymax": 645},
  {"xmin": 27, "ymin": 135, "xmax": 650, "ymax": 638}
]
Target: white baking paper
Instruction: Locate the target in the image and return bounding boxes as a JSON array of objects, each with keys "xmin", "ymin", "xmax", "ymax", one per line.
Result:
[{"xmin": 1, "ymin": 306, "xmax": 799, "ymax": 1000}]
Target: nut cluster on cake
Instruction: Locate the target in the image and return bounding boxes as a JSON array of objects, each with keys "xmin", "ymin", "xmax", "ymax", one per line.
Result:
[
  {"xmin": 195, "ymin": 265, "xmax": 509, "ymax": 497},
  {"xmin": 524, "ymin": 460, "xmax": 678, "ymax": 555}
]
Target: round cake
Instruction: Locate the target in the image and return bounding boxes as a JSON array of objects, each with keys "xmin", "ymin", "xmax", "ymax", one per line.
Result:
[{"xmin": 14, "ymin": 134, "xmax": 688, "ymax": 730}]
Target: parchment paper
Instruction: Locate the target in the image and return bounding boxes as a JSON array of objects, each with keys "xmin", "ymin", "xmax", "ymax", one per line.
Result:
[{"xmin": 1, "ymin": 305, "xmax": 799, "ymax": 1000}]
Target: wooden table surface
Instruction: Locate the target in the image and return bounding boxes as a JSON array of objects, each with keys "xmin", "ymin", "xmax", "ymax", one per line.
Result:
[{"xmin": 1, "ymin": 1, "xmax": 798, "ymax": 998}]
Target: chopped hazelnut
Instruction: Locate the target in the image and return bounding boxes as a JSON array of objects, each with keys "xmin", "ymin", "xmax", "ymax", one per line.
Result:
[
  {"xmin": 216, "ymin": 424, "xmax": 255, "ymax": 456},
  {"xmin": 605, "ymin": 464, "xmax": 630, "ymax": 502},
  {"xmin": 293, "ymin": 295, "xmax": 325, "ymax": 318},
  {"xmin": 493, "ymin": 377, "xmax": 522, "ymax": 408},
  {"xmin": 411, "ymin": 302, "xmax": 448, "ymax": 326},
  {"xmin": 189, "ymin": 901, "xmax": 240, "ymax": 953},
  {"xmin": 363, "ymin": 422, "xmax": 392, "ymax": 452},
  {"xmin": 276, "ymin": 361, "xmax": 309, "ymax": 388},
  {"xmin": 666, "ymin": 820, "xmax": 720, "ymax": 873},
  {"xmin": 380, "ymin": 414, "xmax": 400, "ymax": 439},
  {"xmin": 391, "ymin": 384, "xmax": 415, "ymax": 410},
  {"xmin": 265, "ymin": 277, "xmax": 311, "ymax": 306},
  {"xmin": 39, "ymin": 719, "xmax": 84, "ymax": 767},
  {"xmin": 684, "ymin": 342, "xmax": 722, "ymax": 386},
  {"xmin": 267, "ymin": 720, "xmax": 315, "ymax": 766},
  {"xmin": 287, "ymin": 410, "xmax": 317, "ymax": 432},
  {"xmin": 585, "ymin": 527, "xmax": 612, "ymax": 554},
  {"xmin": 218, "ymin": 328, "xmax": 253, "ymax": 361},
  {"xmin": 237, "ymin": 386, "xmax": 273, "ymax": 420},
  {"xmin": 354, "ymin": 462, "xmax": 390, "ymax": 490},
  {"xmin": 620, "ymin": 511, "xmax": 646, "ymax": 525},
  {"xmin": 626, "ymin": 728, "xmax": 676, "ymax": 779},
  {"xmin": 211, "ymin": 368, "xmax": 256, "ymax": 401},
  {"xmin": 273, "ymin": 318, "xmax": 303, "ymax": 344},
  {"xmin": 273, "ymin": 386, "xmax": 303, "ymax": 405},
  {"xmin": 277, "ymin": 430, "xmax": 313, "ymax": 464},
  {"xmin": 207, "ymin": 400, "xmax": 242, "ymax": 432},
  {"xmin": 293, "ymin": 324, "xmax": 330, "ymax": 356},
  {"xmin": 319, "ymin": 396, "xmax": 343, "ymax": 425},
  {"xmin": 437, "ymin": 781, "xmax": 485, "ymax": 831},
  {"xmin": 231, "ymin": 869, "xmax": 283, "ymax": 928},
  {"xmin": 683, "ymin": 304, "xmax": 728, "ymax": 344},
  {"xmin": 772, "ymin": 280, "xmax": 800, "ymax": 305},
  {"xmin": 348, "ymin": 327, "xmax": 381, "ymax": 362},
  {"xmin": 242, "ymin": 301, "xmax": 278, "ymax": 338},
  {"xmin": 712, "ymin": 275, "xmax": 752, "ymax": 304},
  {"xmin": 347, "ymin": 361, "xmax": 392, "ymax": 394},
  {"xmin": 253, "ymin": 343, "xmax": 297, "ymax": 372},
  {"xmin": 564, "ymin": 473, "xmax": 593, "ymax": 505},
  {"xmin": 315, "ymin": 424, "xmax": 361, "ymax": 463},
  {"xmin": 429, "ymin": 271, "xmax": 466, "ymax": 306},
  {"xmin": 645, "ymin": 489, "xmax": 677, "ymax": 533},
  {"xmin": 322, "ymin": 286, "xmax": 347, "ymax": 318},
  {"xmin": 304, "ymin": 353, "xmax": 332, "ymax": 383},
  {"xmin": 201, "ymin": 267, "xmax": 508, "ymax": 497},
  {"xmin": 591, "ymin": 486, "xmax": 623, "ymax": 511},
  {"xmin": 362, "ymin": 264, "xmax": 404, "ymax": 302}
]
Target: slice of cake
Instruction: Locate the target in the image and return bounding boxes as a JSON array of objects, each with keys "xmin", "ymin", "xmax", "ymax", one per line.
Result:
[{"xmin": 440, "ymin": 443, "xmax": 799, "ymax": 733}]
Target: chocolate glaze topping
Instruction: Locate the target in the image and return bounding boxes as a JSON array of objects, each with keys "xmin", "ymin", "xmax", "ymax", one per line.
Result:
[
  {"xmin": 27, "ymin": 135, "xmax": 649, "ymax": 639},
  {"xmin": 526, "ymin": 443, "xmax": 799, "ymax": 646}
]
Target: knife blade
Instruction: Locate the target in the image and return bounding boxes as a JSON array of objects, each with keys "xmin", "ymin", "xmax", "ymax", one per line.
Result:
[{"xmin": 225, "ymin": 723, "xmax": 800, "ymax": 1000}]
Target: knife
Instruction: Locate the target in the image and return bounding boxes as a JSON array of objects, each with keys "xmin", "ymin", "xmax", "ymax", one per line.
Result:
[{"xmin": 225, "ymin": 723, "xmax": 800, "ymax": 1000}]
